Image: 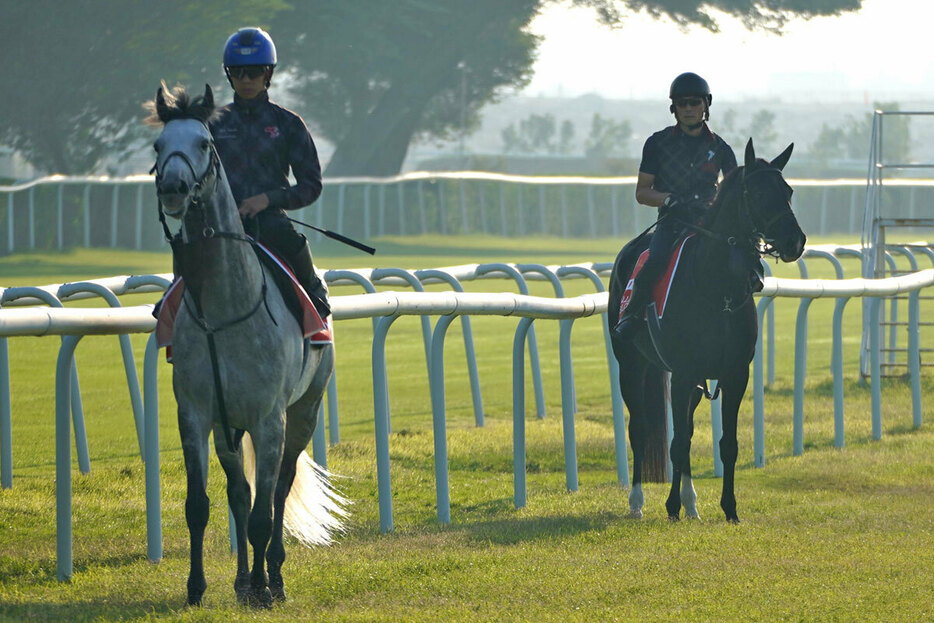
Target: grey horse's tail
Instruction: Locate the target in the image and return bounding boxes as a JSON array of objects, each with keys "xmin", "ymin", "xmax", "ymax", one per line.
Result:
[{"xmin": 242, "ymin": 434, "xmax": 349, "ymax": 546}]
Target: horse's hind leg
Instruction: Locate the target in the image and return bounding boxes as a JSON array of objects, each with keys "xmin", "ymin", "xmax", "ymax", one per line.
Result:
[
  {"xmin": 213, "ymin": 428, "xmax": 252, "ymax": 603},
  {"xmin": 179, "ymin": 409, "xmax": 211, "ymax": 606},
  {"xmin": 246, "ymin": 415, "xmax": 286, "ymax": 608},
  {"xmin": 616, "ymin": 352, "xmax": 648, "ymax": 518}
]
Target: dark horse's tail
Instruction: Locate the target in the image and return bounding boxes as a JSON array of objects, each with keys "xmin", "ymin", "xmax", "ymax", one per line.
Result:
[{"xmin": 608, "ymin": 237, "xmax": 669, "ymax": 483}]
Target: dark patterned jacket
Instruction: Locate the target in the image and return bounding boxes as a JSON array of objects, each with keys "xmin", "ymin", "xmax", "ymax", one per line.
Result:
[
  {"xmin": 209, "ymin": 92, "xmax": 322, "ymax": 212},
  {"xmin": 639, "ymin": 123, "xmax": 736, "ymax": 216}
]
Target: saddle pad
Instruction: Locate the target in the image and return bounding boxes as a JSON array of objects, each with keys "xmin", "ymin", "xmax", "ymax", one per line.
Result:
[
  {"xmin": 155, "ymin": 242, "xmax": 329, "ymax": 348},
  {"xmin": 618, "ymin": 234, "xmax": 694, "ymax": 322}
]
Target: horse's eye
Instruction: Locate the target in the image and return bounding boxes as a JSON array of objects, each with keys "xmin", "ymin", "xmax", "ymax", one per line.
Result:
[
  {"xmin": 153, "ymin": 143, "xmax": 160, "ymax": 153},
  {"xmin": 200, "ymin": 139, "xmax": 210, "ymax": 151}
]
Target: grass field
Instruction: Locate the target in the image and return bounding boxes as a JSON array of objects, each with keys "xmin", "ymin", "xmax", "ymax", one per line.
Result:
[{"xmin": 1, "ymin": 235, "xmax": 933, "ymax": 622}]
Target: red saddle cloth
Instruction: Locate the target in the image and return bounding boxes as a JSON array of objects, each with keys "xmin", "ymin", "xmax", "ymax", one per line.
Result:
[
  {"xmin": 618, "ymin": 234, "xmax": 694, "ymax": 322},
  {"xmin": 155, "ymin": 242, "xmax": 331, "ymax": 350}
]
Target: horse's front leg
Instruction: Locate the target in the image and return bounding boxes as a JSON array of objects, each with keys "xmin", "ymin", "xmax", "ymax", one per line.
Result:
[
  {"xmin": 718, "ymin": 366, "xmax": 749, "ymax": 523},
  {"xmin": 679, "ymin": 385, "xmax": 704, "ymax": 520},
  {"xmin": 178, "ymin": 409, "xmax": 211, "ymax": 606},
  {"xmin": 246, "ymin": 414, "xmax": 286, "ymax": 608},
  {"xmin": 665, "ymin": 377, "xmax": 699, "ymax": 521},
  {"xmin": 213, "ymin": 428, "xmax": 252, "ymax": 603}
]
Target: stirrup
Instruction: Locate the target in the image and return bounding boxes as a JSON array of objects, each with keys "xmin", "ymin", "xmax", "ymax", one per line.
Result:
[{"xmin": 612, "ymin": 312, "xmax": 644, "ymax": 339}]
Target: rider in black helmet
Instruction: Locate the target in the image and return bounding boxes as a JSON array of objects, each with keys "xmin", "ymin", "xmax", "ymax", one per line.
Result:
[
  {"xmin": 211, "ymin": 27, "xmax": 330, "ymax": 319},
  {"xmin": 613, "ymin": 72, "xmax": 737, "ymax": 339}
]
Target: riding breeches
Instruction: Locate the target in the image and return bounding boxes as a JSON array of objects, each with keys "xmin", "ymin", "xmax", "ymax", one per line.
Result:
[{"xmin": 243, "ymin": 209, "xmax": 306, "ymax": 256}]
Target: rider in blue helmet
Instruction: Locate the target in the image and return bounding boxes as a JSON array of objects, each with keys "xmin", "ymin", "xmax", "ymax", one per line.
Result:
[
  {"xmin": 613, "ymin": 72, "xmax": 737, "ymax": 340},
  {"xmin": 212, "ymin": 27, "xmax": 330, "ymax": 320}
]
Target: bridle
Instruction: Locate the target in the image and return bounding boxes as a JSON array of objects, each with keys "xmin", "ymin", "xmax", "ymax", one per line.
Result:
[{"xmin": 673, "ymin": 165, "xmax": 794, "ymax": 260}]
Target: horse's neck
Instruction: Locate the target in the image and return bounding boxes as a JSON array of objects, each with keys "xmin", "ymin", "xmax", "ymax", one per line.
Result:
[
  {"xmin": 178, "ymin": 185, "xmax": 264, "ymax": 320},
  {"xmin": 693, "ymin": 187, "xmax": 745, "ymax": 293}
]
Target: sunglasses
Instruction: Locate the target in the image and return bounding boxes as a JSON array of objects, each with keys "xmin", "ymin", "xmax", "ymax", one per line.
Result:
[
  {"xmin": 227, "ymin": 65, "xmax": 268, "ymax": 80},
  {"xmin": 675, "ymin": 97, "xmax": 704, "ymax": 108}
]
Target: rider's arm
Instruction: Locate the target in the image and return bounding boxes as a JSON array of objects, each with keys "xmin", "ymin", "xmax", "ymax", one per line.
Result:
[{"xmin": 635, "ymin": 172, "xmax": 671, "ymax": 209}]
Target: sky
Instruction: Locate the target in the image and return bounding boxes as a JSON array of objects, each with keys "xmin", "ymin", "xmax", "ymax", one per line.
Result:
[{"xmin": 523, "ymin": 0, "xmax": 933, "ymax": 102}]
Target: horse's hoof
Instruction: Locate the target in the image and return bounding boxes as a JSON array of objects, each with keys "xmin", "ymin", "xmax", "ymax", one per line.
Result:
[
  {"xmin": 685, "ymin": 512, "xmax": 701, "ymax": 521},
  {"xmin": 667, "ymin": 514, "xmax": 680, "ymax": 522},
  {"xmin": 628, "ymin": 508, "xmax": 643, "ymax": 519},
  {"xmin": 246, "ymin": 586, "xmax": 273, "ymax": 609},
  {"xmin": 726, "ymin": 516, "xmax": 741, "ymax": 525},
  {"xmin": 186, "ymin": 594, "xmax": 203, "ymax": 607},
  {"xmin": 270, "ymin": 579, "xmax": 286, "ymax": 602},
  {"xmin": 187, "ymin": 577, "xmax": 206, "ymax": 607}
]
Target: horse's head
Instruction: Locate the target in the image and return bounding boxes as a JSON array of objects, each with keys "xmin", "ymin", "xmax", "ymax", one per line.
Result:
[
  {"xmin": 148, "ymin": 84, "xmax": 218, "ymax": 219},
  {"xmin": 741, "ymin": 138, "xmax": 806, "ymax": 262}
]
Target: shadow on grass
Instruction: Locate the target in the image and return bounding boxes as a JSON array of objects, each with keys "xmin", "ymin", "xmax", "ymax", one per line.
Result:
[
  {"xmin": 0, "ymin": 598, "xmax": 179, "ymax": 623},
  {"xmin": 450, "ymin": 503, "xmax": 625, "ymax": 546}
]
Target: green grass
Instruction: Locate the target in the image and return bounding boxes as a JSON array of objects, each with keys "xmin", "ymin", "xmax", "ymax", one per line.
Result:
[{"xmin": 1, "ymin": 236, "xmax": 933, "ymax": 622}]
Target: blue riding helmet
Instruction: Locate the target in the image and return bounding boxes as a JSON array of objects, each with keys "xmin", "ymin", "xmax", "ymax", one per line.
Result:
[{"xmin": 223, "ymin": 27, "xmax": 277, "ymax": 68}]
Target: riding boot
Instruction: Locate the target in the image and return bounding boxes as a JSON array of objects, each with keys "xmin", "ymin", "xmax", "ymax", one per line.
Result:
[
  {"xmin": 612, "ymin": 281, "xmax": 651, "ymax": 340},
  {"xmin": 288, "ymin": 241, "xmax": 331, "ymax": 319}
]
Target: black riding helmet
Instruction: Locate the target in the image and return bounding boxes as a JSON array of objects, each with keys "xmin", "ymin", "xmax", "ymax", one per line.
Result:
[{"xmin": 669, "ymin": 72, "xmax": 711, "ymax": 121}]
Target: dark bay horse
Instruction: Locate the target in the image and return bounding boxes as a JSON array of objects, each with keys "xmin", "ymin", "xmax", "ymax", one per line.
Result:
[
  {"xmin": 609, "ymin": 139, "xmax": 806, "ymax": 522},
  {"xmin": 148, "ymin": 84, "xmax": 344, "ymax": 607}
]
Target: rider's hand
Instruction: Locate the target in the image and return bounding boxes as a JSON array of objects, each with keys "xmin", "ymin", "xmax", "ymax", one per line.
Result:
[
  {"xmin": 663, "ymin": 193, "xmax": 694, "ymax": 222},
  {"xmin": 238, "ymin": 193, "xmax": 270, "ymax": 219}
]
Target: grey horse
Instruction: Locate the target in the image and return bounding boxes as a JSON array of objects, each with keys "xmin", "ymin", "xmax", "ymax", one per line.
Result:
[{"xmin": 148, "ymin": 83, "xmax": 344, "ymax": 608}]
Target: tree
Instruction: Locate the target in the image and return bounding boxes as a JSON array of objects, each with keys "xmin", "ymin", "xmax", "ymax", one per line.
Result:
[
  {"xmin": 0, "ymin": 0, "xmax": 284, "ymax": 174},
  {"xmin": 584, "ymin": 113, "xmax": 631, "ymax": 160},
  {"xmin": 744, "ymin": 109, "xmax": 778, "ymax": 156},
  {"xmin": 0, "ymin": 0, "xmax": 863, "ymax": 175}
]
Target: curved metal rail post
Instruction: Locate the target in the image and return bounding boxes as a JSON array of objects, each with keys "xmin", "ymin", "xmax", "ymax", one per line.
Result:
[
  {"xmin": 428, "ymin": 315, "xmax": 456, "ymax": 525},
  {"xmin": 760, "ymin": 261, "xmax": 776, "ymax": 386},
  {"xmin": 372, "ymin": 314, "xmax": 401, "ymax": 533},
  {"xmin": 556, "ymin": 265, "xmax": 629, "ymax": 487},
  {"xmin": 416, "ymin": 268, "xmax": 484, "ymax": 427},
  {"xmin": 831, "ymin": 296, "xmax": 852, "ymax": 448},
  {"xmin": 0, "ymin": 335, "xmax": 9, "ymax": 488},
  {"xmin": 709, "ymin": 380, "xmax": 724, "ymax": 478},
  {"xmin": 324, "ymin": 269, "xmax": 380, "ymax": 444},
  {"xmin": 512, "ymin": 317, "xmax": 535, "ymax": 508},
  {"xmin": 883, "ymin": 253, "xmax": 899, "ymax": 367},
  {"xmin": 58, "ymin": 281, "xmax": 147, "ymax": 460},
  {"xmin": 888, "ymin": 247, "xmax": 923, "ymax": 429},
  {"xmin": 476, "ymin": 263, "xmax": 545, "ymax": 419},
  {"xmin": 371, "ymin": 268, "xmax": 433, "ymax": 377},
  {"xmin": 142, "ymin": 332, "xmax": 162, "ymax": 562},
  {"xmin": 752, "ymin": 296, "xmax": 775, "ymax": 467},
  {"xmin": 869, "ymin": 297, "xmax": 883, "ymax": 440},
  {"xmin": 792, "ymin": 296, "xmax": 813, "ymax": 456},
  {"xmin": 558, "ymin": 318, "xmax": 579, "ymax": 492},
  {"xmin": 519, "ymin": 263, "xmax": 575, "ymax": 411},
  {"xmin": 2, "ymin": 287, "xmax": 89, "ymax": 474},
  {"xmin": 55, "ymin": 334, "xmax": 82, "ymax": 581}
]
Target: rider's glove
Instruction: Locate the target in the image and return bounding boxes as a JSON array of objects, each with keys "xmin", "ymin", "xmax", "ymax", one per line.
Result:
[{"xmin": 663, "ymin": 193, "xmax": 696, "ymax": 223}]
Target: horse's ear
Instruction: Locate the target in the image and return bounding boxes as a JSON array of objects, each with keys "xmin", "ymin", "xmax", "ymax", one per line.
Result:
[
  {"xmin": 744, "ymin": 138, "xmax": 756, "ymax": 170},
  {"xmin": 203, "ymin": 83, "xmax": 214, "ymax": 109},
  {"xmin": 770, "ymin": 143, "xmax": 794, "ymax": 171}
]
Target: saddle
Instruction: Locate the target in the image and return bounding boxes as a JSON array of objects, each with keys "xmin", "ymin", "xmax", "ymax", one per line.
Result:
[
  {"xmin": 155, "ymin": 242, "xmax": 331, "ymax": 355},
  {"xmin": 618, "ymin": 234, "xmax": 694, "ymax": 323}
]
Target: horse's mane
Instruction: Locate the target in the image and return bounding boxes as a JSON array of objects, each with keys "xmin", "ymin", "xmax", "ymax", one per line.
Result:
[{"xmin": 143, "ymin": 81, "xmax": 217, "ymax": 127}]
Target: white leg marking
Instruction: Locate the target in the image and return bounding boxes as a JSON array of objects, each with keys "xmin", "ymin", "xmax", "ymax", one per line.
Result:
[
  {"xmin": 628, "ymin": 483, "xmax": 644, "ymax": 519},
  {"xmin": 681, "ymin": 474, "xmax": 700, "ymax": 520}
]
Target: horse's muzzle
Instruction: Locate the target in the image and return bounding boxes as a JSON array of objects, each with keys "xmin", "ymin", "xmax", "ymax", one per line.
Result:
[{"xmin": 779, "ymin": 232, "xmax": 806, "ymax": 262}]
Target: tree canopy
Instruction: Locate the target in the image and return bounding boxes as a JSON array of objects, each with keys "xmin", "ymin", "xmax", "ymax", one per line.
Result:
[{"xmin": 0, "ymin": 0, "xmax": 862, "ymax": 176}]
